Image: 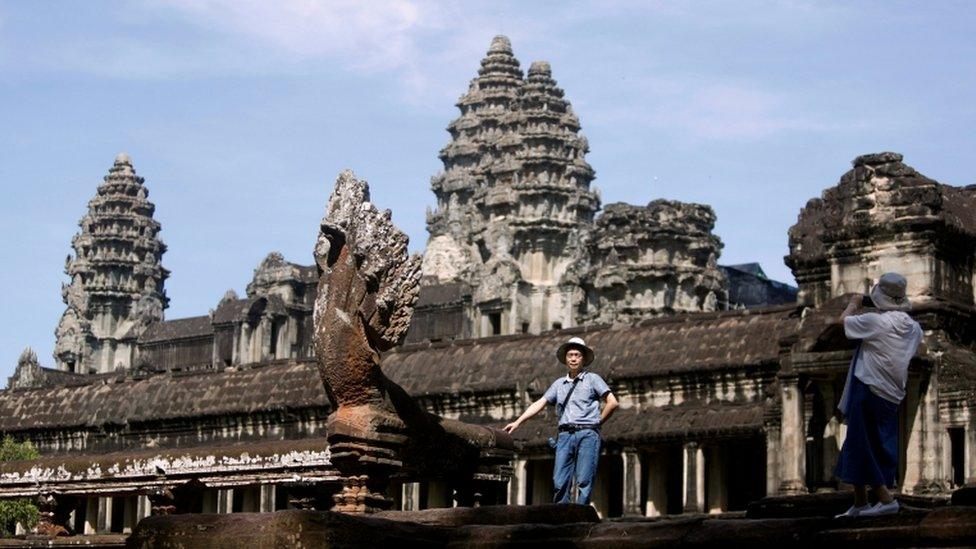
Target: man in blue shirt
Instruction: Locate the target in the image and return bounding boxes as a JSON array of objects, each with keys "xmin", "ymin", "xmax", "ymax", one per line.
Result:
[{"xmin": 504, "ymin": 337, "xmax": 619, "ymax": 504}]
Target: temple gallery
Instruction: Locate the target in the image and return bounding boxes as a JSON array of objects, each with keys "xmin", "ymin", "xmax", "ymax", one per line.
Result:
[{"xmin": 2, "ymin": 36, "xmax": 974, "ymax": 536}]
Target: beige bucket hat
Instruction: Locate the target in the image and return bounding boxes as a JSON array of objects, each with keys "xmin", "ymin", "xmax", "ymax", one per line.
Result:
[
  {"xmin": 556, "ymin": 336, "xmax": 595, "ymax": 367},
  {"xmin": 870, "ymin": 272, "xmax": 912, "ymax": 312}
]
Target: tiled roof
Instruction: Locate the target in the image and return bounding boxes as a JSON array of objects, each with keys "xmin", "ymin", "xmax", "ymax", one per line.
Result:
[
  {"xmin": 416, "ymin": 282, "xmax": 471, "ymax": 307},
  {"xmin": 212, "ymin": 298, "xmax": 249, "ymax": 324},
  {"xmin": 384, "ymin": 306, "xmax": 798, "ymax": 397},
  {"xmin": 0, "ymin": 308, "xmax": 796, "ymax": 435},
  {"xmin": 457, "ymin": 402, "xmax": 765, "ymax": 448},
  {"xmin": 0, "ymin": 361, "xmax": 328, "ymax": 432},
  {"xmin": 211, "ymin": 295, "xmax": 287, "ymax": 324},
  {"xmin": 140, "ymin": 316, "xmax": 214, "ymax": 344}
]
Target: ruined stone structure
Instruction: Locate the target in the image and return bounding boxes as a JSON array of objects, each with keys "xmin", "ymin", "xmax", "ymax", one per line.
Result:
[
  {"xmin": 420, "ymin": 37, "xmax": 729, "ymax": 341},
  {"xmin": 580, "ymin": 201, "xmax": 727, "ymax": 325},
  {"xmin": 54, "ymin": 154, "xmax": 169, "ymax": 375},
  {"xmin": 4, "ymin": 35, "xmax": 974, "ymax": 543}
]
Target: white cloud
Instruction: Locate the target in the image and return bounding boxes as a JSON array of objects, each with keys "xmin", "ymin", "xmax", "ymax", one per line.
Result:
[
  {"xmin": 159, "ymin": 0, "xmax": 430, "ymax": 71},
  {"xmin": 149, "ymin": 0, "xmax": 518, "ymax": 106},
  {"xmin": 588, "ymin": 76, "xmax": 869, "ymax": 142},
  {"xmin": 661, "ymin": 83, "xmax": 843, "ymax": 140}
]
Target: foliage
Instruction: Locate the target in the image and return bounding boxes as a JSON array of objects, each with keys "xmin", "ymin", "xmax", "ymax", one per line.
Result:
[
  {"xmin": 0, "ymin": 437, "xmax": 38, "ymax": 461},
  {"xmin": 0, "ymin": 437, "xmax": 39, "ymax": 537}
]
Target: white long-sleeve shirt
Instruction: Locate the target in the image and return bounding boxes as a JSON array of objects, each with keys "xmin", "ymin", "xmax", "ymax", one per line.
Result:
[{"xmin": 844, "ymin": 311, "xmax": 923, "ymax": 404}]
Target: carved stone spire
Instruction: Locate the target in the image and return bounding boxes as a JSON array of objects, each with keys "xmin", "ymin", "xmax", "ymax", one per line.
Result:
[
  {"xmin": 507, "ymin": 60, "xmax": 599, "ymax": 284},
  {"xmin": 54, "ymin": 153, "xmax": 169, "ymax": 373},
  {"xmin": 424, "ymin": 35, "xmax": 525, "ymax": 285},
  {"xmin": 7, "ymin": 348, "xmax": 41, "ymax": 390},
  {"xmin": 423, "ymin": 40, "xmax": 604, "ymax": 334}
]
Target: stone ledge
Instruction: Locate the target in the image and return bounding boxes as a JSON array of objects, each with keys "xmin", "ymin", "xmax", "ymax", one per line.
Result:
[
  {"xmin": 126, "ymin": 505, "xmax": 976, "ymax": 548},
  {"xmin": 374, "ymin": 503, "xmax": 598, "ymax": 526}
]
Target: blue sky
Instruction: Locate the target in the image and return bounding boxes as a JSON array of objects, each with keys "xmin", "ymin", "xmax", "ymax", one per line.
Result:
[{"xmin": 1, "ymin": 1, "xmax": 974, "ymax": 377}]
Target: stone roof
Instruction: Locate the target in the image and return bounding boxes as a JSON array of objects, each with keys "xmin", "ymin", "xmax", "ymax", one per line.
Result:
[
  {"xmin": 212, "ymin": 297, "xmax": 249, "ymax": 324},
  {"xmin": 787, "ymin": 152, "xmax": 976, "ymax": 267},
  {"xmin": 211, "ymin": 295, "xmax": 288, "ymax": 324},
  {"xmin": 416, "ymin": 282, "xmax": 470, "ymax": 307},
  {"xmin": 497, "ymin": 402, "xmax": 766, "ymax": 448},
  {"xmin": 0, "ymin": 308, "xmax": 797, "ymax": 436},
  {"xmin": 384, "ymin": 305, "xmax": 798, "ymax": 397},
  {"xmin": 0, "ymin": 361, "xmax": 327, "ymax": 433},
  {"xmin": 139, "ymin": 315, "xmax": 214, "ymax": 344},
  {"xmin": 725, "ymin": 263, "xmax": 766, "ymax": 278}
]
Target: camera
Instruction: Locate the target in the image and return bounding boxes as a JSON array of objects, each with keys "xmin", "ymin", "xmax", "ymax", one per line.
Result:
[{"xmin": 861, "ymin": 295, "xmax": 875, "ymax": 308}]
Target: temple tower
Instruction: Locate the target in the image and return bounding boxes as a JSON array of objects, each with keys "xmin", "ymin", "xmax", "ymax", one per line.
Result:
[
  {"xmin": 507, "ymin": 60, "xmax": 599, "ymax": 332},
  {"xmin": 422, "ymin": 36, "xmax": 601, "ymax": 336},
  {"xmin": 54, "ymin": 154, "xmax": 169, "ymax": 373},
  {"xmin": 424, "ymin": 35, "xmax": 524, "ymax": 285},
  {"xmin": 582, "ymin": 201, "xmax": 727, "ymax": 324}
]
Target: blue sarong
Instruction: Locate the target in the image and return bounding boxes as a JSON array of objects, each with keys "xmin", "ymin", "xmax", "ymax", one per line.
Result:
[{"xmin": 835, "ymin": 373, "xmax": 900, "ymax": 487}]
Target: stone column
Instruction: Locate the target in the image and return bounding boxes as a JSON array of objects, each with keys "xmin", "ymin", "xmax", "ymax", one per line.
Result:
[
  {"xmin": 967, "ymin": 419, "xmax": 976, "ymax": 485},
  {"xmin": 402, "ymin": 482, "xmax": 422, "ymax": 511},
  {"xmin": 83, "ymin": 498, "xmax": 97, "ymax": 534},
  {"xmin": 911, "ymin": 371, "xmax": 946, "ymax": 494},
  {"xmin": 259, "ymin": 485, "xmax": 276, "ymax": 512},
  {"xmin": 765, "ymin": 422, "xmax": 781, "ymax": 497},
  {"xmin": 622, "ymin": 449, "xmax": 642, "ymax": 516},
  {"xmin": 259, "ymin": 317, "xmax": 273, "ymax": 362},
  {"xmin": 136, "ymin": 495, "xmax": 152, "ymax": 521},
  {"xmin": 508, "ymin": 459, "xmax": 528, "ymax": 505},
  {"xmin": 903, "ymin": 377, "xmax": 924, "ymax": 489},
  {"xmin": 820, "ymin": 383, "xmax": 842, "ymax": 485},
  {"xmin": 644, "ymin": 450, "xmax": 667, "ymax": 517},
  {"xmin": 96, "ymin": 497, "xmax": 112, "ymax": 533},
  {"xmin": 683, "ymin": 442, "xmax": 704, "ymax": 514},
  {"xmin": 217, "ymin": 489, "xmax": 234, "ymax": 513},
  {"xmin": 239, "ymin": 324, "xmax": 251, "ymax": 364},
  {"xmin": 231, "ymin": 327, "xmax": 240, "ymax": 365},
  {"xmin": 778, "ymin": 375, "xmax": 806, "ymax": 494},
  {"xmin": 706, "ymin": 446, "xmax": 727, "ymax": 514}
]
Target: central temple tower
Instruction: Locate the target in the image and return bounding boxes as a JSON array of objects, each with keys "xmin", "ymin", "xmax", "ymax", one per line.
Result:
[{"xmin": 423, "ymin": 36, "xmax": 600, "ymax": 335}]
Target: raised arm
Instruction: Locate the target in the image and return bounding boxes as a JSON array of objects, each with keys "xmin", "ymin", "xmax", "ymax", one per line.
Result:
[
  {"xmin": 601, "ymin": 392, "xmax": 619, "ymax": 424},
  {"xmin": 504, "ymin": 397, "xmax": 548, "ymax": 433},
  {"xmin": 841, "ymin": 293, "xmax": 861, "ymax": 323}
]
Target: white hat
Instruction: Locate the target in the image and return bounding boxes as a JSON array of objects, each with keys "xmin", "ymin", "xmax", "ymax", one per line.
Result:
[
  {"xmin": 870, "ymin": 272, "xmax": 912, "ymax": 312},
  {"xmin": 556, "ymin": 337, "xmax": 594, "ymax": 367}
]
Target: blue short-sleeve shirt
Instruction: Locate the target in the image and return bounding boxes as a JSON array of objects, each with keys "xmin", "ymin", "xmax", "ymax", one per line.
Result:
[{"xmin": 543, "ymin": 371, "xmax": 612, "ymax": 426}]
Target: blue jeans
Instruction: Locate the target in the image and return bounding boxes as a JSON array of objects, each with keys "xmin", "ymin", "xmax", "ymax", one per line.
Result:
[{"xmin": 553, "ymin": 429, "xmax": 601, "ymax": 504}]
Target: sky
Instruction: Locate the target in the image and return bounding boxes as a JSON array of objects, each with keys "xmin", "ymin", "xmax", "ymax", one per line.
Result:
[{"xmin": 1, "ymin": 1, "xmax": 974, "ymax": 378}]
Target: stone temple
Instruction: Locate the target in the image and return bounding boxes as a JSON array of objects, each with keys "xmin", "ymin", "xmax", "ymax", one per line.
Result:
[
  {"xmin": 2, "ymin": 36, "xmax": 975, "ymax": 542},
  {"xmin": 417, "ymin": 36, "xmax": 731, "ymax": 341}
]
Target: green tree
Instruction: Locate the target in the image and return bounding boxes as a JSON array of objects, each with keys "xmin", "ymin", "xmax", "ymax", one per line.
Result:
[{"xmin": 0, "ymin": 437, "xmax": 39, "ymax": 537}]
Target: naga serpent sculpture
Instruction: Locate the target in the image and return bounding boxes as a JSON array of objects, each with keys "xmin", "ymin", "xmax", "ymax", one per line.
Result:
[{"xmin": 313, "ymin": 171, "xmax": 512, "ymax": 513}]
